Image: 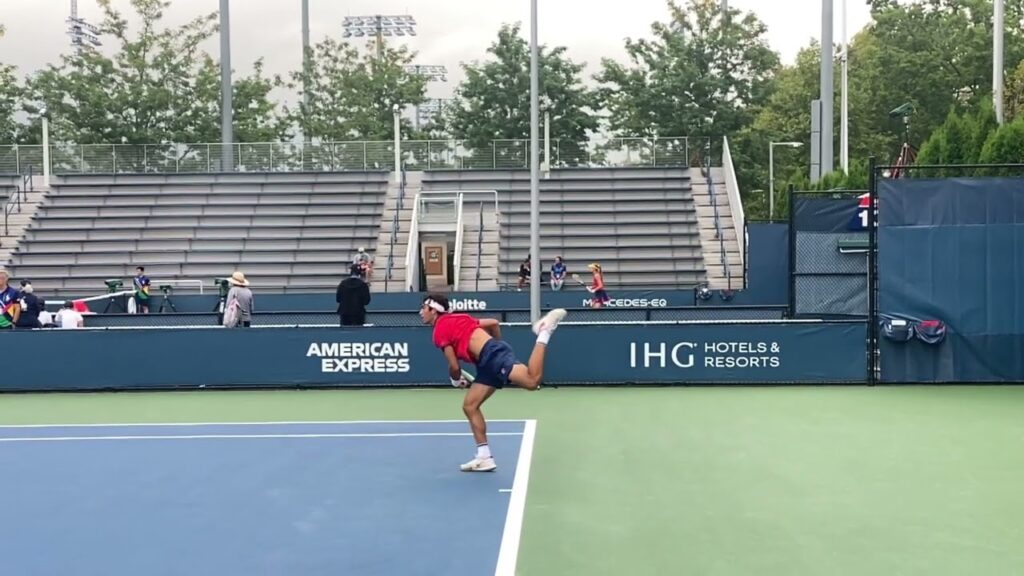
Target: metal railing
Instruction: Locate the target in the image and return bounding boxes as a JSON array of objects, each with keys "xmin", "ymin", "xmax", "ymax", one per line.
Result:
[
  {"xmin": 76, "ymin": 305, "xmax": 790, "ymax": 328},
  {"xmin": 0, "ymin": 137, "xmax": 708, "ymax": 175},
  {"xmin": 475, "ymin": 204, "xmax": 484, "ymax": 291},
  {"xmin": 3, "ymin": 165, "xmax": 33, "ymax": 237},
  {"xmin": 722, "ymin": 136, "xmax": 746, "ymax": 271},
  {"xmin": 384, "ymin": 167, "xmax": 407, "ymax": 292},
  {"xmin": 702, "ymin": 151, "xmax": 730, "ymax": 286}
]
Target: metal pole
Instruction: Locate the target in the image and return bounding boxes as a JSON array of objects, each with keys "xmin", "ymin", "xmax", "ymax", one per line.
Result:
[
  {"xmin": 376, "ymin": 16, "xmax": 384, "ymax": 61},
  {"xmin": 529, "ymin": 0, "xmax": 541, "ymax": 323},
  {"xmin": 820, "ymin": 0, "xmax": 834, "ymax": 178},
  {"xmin": 301, "ymin": 0, "xmax": 311, "ymax": 143},
  {"xmin": 769, "ymin": 143, "xmax": 775, "ymax": 220},
  {"xmin": 393, "ymin": 105, "xmax": 401, "ymax": 182},
  {"xmin": 995, "ymin": 0, "xmax": 1005, "ymax": 124},
  {"xmin": 840, "ymin": 0, "xmax": 848, "ymax": 172},
  {"xmin": 543, "ymin": 110, "xmax": 550, "ymax": 178},
  {"xmin": 42, "ymin": 116, "xmax": 51, "ymax": 188},
  {"xmin": 220, "ymin": 0, "xmax": 234, "ymax": 172}
]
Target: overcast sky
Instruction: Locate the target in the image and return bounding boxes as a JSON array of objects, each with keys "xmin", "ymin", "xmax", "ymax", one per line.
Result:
[{"xmin": 1, "ymin": 0, "xmax": 873, "ymax": 106}]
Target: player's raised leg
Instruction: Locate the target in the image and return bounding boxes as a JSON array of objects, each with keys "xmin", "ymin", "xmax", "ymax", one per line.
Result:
[
  {"xmin": 461, "ymin": 383, "xmax": 498, "ymax": 471},
  {"xmin": 508, "ymin": 308, "xmax": 567, "ymax": 390}
]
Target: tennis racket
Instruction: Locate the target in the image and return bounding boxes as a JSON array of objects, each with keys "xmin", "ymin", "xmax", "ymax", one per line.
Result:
[
  {"xmin": 570, "ymin": 273, "xmax": 589, "ymax": 287},
  {"xmin": 461, "ymin": 369, "xmax": 476, "ymax": 383}
]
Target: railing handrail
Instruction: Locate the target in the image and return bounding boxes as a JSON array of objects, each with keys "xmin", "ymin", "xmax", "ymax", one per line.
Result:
[
  {"xmin": 0, "ymin": 136, "xmax": 709, "ymax": 174},
  {"xmin": 476, "ymin": 204, "xmax": 484, "ymax": 291},
  {"xmin": 384, "ymin": 167, "xmax": 407, "ymax": 291},
  {"xmin": 702, "ymin": 153, "xmax": 730, "ymax": 285},
  {"xmin": 404, "ymin": 191, "xmax": 421, "ymax": 292},
  {"xmin": 126, "ymin": 278, "xmax": 205, "ymax": 295},
  {"xmin": 3, "ymin": 164, "xmax": 33, "ymax": 237},
  {"xmin": 722, "ymin": 136, "xmax": 745, "ymax": 272}
]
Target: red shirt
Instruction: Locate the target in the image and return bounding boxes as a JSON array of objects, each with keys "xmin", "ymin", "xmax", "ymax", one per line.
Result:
[{"xmin": 432, "ymin": 313, "xmax": 480, "ymax": 363}]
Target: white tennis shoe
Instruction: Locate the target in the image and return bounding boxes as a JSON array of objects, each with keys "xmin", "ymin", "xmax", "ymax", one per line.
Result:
[
  {"xmin": 532, "ymin": 308, "xmax": 567, "ymax": 335},
  {"xmin": 460, "ymin": 457, "xmax": 497, "ymax": 472}
]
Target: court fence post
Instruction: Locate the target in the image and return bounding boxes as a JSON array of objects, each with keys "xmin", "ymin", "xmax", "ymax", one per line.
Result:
[
  {"xmin": 867, "ymin": 157, "xmax": 878, "ymax": 386},
  {"xmin": 786, "ymin": 184, "xmax": 796, "ymax": 319}
]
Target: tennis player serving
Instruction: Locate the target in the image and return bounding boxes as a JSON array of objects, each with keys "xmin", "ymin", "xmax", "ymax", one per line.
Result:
[{"xmin": 421, "ymin": 294, "xmax": 567, "ymax": 472}]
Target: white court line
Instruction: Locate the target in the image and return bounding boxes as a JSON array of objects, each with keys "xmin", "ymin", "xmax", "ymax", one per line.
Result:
[
  {"xmin": 495, "ymin": 419, "xmax": 537, "ymax": 576},
  {"xmin": 0, "ymin": 419, "xmax": 528, "ymax": 429},
  {"xmin": 0, "ymin": 432, "xmax": 524, "ymax": 443}
]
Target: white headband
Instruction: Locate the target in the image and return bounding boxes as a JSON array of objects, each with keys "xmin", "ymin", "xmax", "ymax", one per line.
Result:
[{"xmin": 424, "ymin": 299, "xmax": 446, "ymax": 313}]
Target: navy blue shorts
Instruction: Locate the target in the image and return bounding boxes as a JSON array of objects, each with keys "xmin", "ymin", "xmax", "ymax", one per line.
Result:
[
  {"xmin": 474, "ymin": 339, "xmax": 519, "ymax": 389},
  {"xmin": 593, "ymin": 289, "xmax": 610, "ymax": 303}
]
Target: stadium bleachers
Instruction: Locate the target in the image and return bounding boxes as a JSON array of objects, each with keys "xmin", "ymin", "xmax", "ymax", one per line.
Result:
[
  {"xmin": 6, "ymin": 172, "xmax": 389, "ymax": 296},
  {"xmin": 422, "ymin": 168, "xmax": 710, "ymax": 289}
]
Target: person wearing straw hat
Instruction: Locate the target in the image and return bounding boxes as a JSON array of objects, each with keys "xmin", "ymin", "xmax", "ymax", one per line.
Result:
[{"xmin": 224, "ymin": 271, "xmax": 254, "ymax": 328}]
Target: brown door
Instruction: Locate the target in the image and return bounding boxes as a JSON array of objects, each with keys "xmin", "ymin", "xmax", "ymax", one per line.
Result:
[{"xmin": 424, "ymin": 245, "xmax": 444, "ymax": 276}]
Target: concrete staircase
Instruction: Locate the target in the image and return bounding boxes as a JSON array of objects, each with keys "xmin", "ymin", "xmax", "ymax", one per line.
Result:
[
  {"xmin": 375, "ymin": 171, "xmax": 420, "ymax": 292},
  {"xmin": 0, "ymin": 177, "xmax": 47, "ymax": 268},
  {"xmin": 689, "ymin": 168, "xmax": 743, "ymax": 289},
  {"xmin": 457, "ymin": 203, "xmax": 499, "ymax": 291}
]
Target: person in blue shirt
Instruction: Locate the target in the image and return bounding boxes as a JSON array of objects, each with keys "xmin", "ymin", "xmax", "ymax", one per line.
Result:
[
  {"xmin": 549, "ymin": 257, "xmax": 567, "ymax": 291},
  {"xmin": 133, "ymin": 266, "xmax": 151, "ymax": 314}
]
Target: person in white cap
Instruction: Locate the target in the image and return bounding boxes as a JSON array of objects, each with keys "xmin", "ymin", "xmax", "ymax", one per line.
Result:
[
  {"xmin": 225, "ymin": 271, "xmax": 254, "ymax": 328},
  {"xmin": 420, "ymin": 293, "xmax": 567, "ymax": 472},
  {"xmin": 353, "ymin": 246, "xmax": 373, "ymax": 280}
]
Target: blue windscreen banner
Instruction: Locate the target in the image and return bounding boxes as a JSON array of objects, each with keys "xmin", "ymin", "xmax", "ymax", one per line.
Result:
[
  {"xmin": 1, "ymin": 321, "xmax": 867, "ymax": 391},
  {"xmin": 878, "ymin": 177, "xmax": 1024, "ymax": 382},
  {"xmin": 745, "ymin": 222, "xmax": 789, "ymax": 306},
  {"xmin": 791, "ymin": 193, "xmax": 869, "ymax": 317}
]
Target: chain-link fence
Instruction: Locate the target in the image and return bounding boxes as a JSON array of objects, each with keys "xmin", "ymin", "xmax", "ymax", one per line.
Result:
[
  {"xmin": 789, "ymin": 189, "xmax": 870, "ymax": 318},
  {"xmin": 0, "ymin": 136, "xmax": 707, "ymax": 175},
  {"xmin": 78, "ymin": 305, "xmax": 787, "ymax": 328}
]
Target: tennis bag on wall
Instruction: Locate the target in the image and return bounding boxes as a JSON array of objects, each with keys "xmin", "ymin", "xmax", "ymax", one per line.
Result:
[{"xmin": 879, "ymin": 314, "xmax": 947, "ymax": 345}]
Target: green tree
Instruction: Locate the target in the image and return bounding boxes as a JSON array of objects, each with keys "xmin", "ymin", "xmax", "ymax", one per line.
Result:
[
  {"xmin": 443, "ymin": 23, "xmax": 599, "ymax": 165},
  {"xmin": 287, "ymin": 37, "xmax": 426, "ymax": 141},
  {"xmin": 0, "ymin": 23, "xmax": 22, "ymax": 144},
  {"xmin": 979, "ymin": 116, "xmax": 1024, "ymax": 169},
  {"xmin": 596, "ymin": 0, "xmax": 779, "ymax": 147},
  {"xmin": 915, "ymin": 101, "xmax": 998, "ymax": 171},
  {"xmin": 22, "ymin": 0, "xmax": 285, "ymax": 147}
]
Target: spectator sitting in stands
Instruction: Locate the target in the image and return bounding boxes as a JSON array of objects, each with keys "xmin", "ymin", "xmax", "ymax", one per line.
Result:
[
  {"xmin": 37, "ymin": 300, "xmax": 54, "ymax": 328},
  {"xmin": 550, "ymin": 257, "xmax": 566, "ymax": 291},
  {"xmin": 354, "ymin": 247, "xmax": 374, "ymax": 281},
  {"xmin": 517, "ymin": 257, "xmax": 531, "ymax": 291},
  {"xmin": 55, "ymin": 300, "xmax": 84, "ymax": 329}
]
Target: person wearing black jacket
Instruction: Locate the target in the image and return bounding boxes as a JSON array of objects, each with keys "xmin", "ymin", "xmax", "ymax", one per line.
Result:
[
  {"xmin": 336, "ymin": 264, "xmax": 371, "ymax": 326},
  {"xmin": 16, "ymin": 281, "xmax": 42, "ymax": 329}
]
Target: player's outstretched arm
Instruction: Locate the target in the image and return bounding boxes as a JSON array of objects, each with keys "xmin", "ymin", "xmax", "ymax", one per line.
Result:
[
  {"xmin": 443, "ymin": 346, "xmax": 462, "ymax": 381},
  {"xmin": 479, "ymin": 318, "xmax": 502, "ymax": 340}
]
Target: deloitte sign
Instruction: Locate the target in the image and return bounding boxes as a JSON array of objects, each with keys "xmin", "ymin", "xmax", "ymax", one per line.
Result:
[{"xmin": 449, "ymin": 297, "xmax": 488, "ymax": 311}]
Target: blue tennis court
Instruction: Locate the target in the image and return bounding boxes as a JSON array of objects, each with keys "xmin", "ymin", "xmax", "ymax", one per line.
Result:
[{"xmin": 0, "ymin": 419, "xmax": 536, "ymax": 576}]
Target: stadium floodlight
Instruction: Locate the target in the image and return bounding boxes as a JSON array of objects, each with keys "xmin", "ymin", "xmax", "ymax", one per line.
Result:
[
  {"xmin": 67, "ymin": 0, "xmax": 102, "ymax": 54},
  {"xmin": 404, "ymin": 65, "xmax": 448, "ymax": 82},
  {"xmin": 343, "ymin": 14, "xmax": 416, "ymax": 57}
]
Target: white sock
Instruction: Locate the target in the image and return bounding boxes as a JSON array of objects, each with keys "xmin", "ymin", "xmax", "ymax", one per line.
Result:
[
  {"xmin": 536, "ymin": 330, "xmax": 551, "ymax": 345},
  {"xmin": 476, "ymin": 443, "xmax": 492, "ymax": 459}
]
